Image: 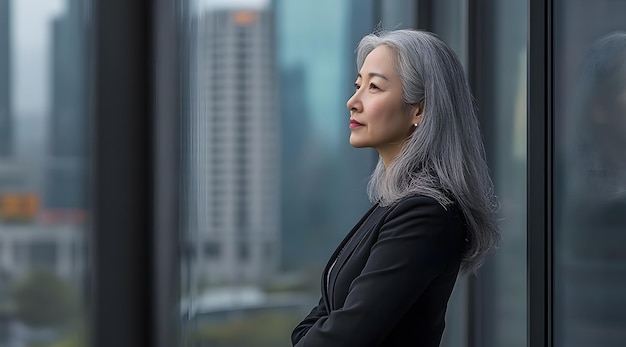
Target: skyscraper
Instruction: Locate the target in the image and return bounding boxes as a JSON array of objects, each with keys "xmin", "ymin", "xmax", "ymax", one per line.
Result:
[
  {"xmin": 0, "ymin": 0, "xmax": 11, "ymax": 158},
  {"xmin": 45, "ymin": 0, "xmax": 88, "ymax": 215},
  {"xmin": 185, "ymin": 3, "xmax": 280, "ymax": 286}
]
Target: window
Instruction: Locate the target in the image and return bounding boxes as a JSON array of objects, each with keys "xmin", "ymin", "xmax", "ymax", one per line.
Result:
[
  {"xmin": 467, "ymin": 1, "xmax": 528, "ymax": 346},
  {"xmin": 423, "ymin": 2, "xmax": 528, "ymax": 345},
  {"xmin": 179, "ymin": 0, "xmax": 376, "ymax": 345},
  {"xmin": 553, "ymin": 1, "xmax": 626, "ymax": 345},
  {"xmin": 0, "ymin": 1, "xmax": 91, "ymax": 345}
]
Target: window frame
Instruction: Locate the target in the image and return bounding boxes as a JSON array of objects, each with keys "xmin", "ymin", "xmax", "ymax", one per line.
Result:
[
  {"xmin": 89, "ymin": 1, "xmax": 559, "ymax": 346},
  {"xmin": 528, "ymin": 0, "xmax": 554, "ymax": 346},
  {"xmin": 91, "ymin": 1, "xmax": 181, "ymax": 347}
]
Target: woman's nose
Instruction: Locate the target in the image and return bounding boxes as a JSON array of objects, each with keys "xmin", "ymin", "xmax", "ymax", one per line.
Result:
[{"xmin": 347, "ymin": 92, "xmax": 361, "ymax": 112}]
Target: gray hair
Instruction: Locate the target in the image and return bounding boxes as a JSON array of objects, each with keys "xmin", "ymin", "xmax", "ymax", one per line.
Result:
[{"xmin": 355, "ymin": 29, "xmax": 500, "ymax": 274}]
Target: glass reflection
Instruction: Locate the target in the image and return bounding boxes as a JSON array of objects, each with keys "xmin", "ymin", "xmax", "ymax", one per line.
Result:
[
  {"xmin": 481, "ymin": 1, "xmax": 528, "ymax": 346},
  {"xmin": 557, "ymin": 31, "xmax": 626, "ymax": 346},
  {"xmin": 0, "ymin": 0, "xmax": 90, "ymax": 346}
]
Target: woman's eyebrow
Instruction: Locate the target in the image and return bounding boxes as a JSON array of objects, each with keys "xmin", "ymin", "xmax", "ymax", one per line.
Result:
[{"xmin": 357, "ymin": 72, "xmax": 389, "ymax": 81}]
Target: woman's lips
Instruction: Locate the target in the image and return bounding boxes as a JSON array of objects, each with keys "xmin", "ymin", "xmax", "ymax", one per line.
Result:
[{"xmin": 350, "ymin": 119, "xmax": 364, "ymax": 129}]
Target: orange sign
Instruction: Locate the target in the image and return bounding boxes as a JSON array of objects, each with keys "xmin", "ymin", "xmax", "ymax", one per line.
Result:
[
  {"xmin": 233, "ymin": 11, "xmax": 258, "ymax": 25},
  {"xmin": 0, "ymin": 193, "xmax": 40, "ymax": 221}
]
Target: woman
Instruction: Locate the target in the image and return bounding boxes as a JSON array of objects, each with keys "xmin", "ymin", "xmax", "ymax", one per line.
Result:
[{"xmin": 291, "ymin": 29, "xmax": 500, "ymax": 346}]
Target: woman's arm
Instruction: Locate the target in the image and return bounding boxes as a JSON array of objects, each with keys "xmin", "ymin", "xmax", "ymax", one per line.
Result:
[
  {"xmin": 293, "ymin": 196, "xmax": 464, "ymax": 347},
  {"xmin": 291, "ymin": 297, "xmax": 328, "ymax": 345}
]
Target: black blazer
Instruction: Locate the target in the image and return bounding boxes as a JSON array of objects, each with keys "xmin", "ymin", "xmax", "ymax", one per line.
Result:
[{"xmin": 292, "ymin": 195, "xmax": 466, "ymax": 346}]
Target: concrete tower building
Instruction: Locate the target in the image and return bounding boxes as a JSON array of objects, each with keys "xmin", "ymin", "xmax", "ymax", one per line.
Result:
[{"xmin": 186, "ymin": 2, "xmax": 280, "ymax": 286}]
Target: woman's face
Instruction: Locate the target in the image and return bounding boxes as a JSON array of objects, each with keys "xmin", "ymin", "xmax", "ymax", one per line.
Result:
[{"xmin": 346, "ymin": 45, "xmax": 420, "ymax": 165}]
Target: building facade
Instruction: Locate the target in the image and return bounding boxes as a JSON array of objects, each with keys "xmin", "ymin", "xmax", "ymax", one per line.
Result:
[
  {"xmin": 184, "ymin": 3, "xmax": 280, "ymax": 287},
  {"xmin": 45, "ymin": 0, "xmax": 88, "ymax": 213}
]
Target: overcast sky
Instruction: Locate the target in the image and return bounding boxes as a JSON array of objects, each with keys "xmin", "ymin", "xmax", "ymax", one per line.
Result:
[
  {"xmin": 199, "ymin": 0, "xmax": 268, "ymax": 10},
  {"xmin": 10, "ymin": 0, "xmax": 271, "ymax": 118},
  {"xmin": 11, "ymin": 0, "xmax": 65, "ymax": 117}
]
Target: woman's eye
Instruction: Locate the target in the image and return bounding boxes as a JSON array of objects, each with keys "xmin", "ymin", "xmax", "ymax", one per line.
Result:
[
  {"xmin": 354, "ymin": 83, "xmax": 361, "ymax": 90},
  {"xmin": 369, "ymin": 83, "xmax": 379, "ymax": 90}
]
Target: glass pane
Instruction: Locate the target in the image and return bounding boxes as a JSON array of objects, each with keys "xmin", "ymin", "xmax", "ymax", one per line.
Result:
[
  {"xmin": 434, "ymin": 1, "xmax": 527, "ymax": 346},
  {"xmin": 0, "ymin": 0, "xmax": 91, "ymax": 346},
  {"xmin": 381, "ymin": 0, "xmax": 417, "ymax": 29},
  {"xmin": 430, "ymin": 1, "xmax": 470, "ymax": 345},
  {"xmin": 554, "ymin": 1, "xmax": 626, "ymax": 346},
  {"xmin": 179, "ymin": 0, "xmax": 375, "ymax": 345},
  {"xmin": 481, "ymin": 1, "xmax": 527, "ymax": 346}
]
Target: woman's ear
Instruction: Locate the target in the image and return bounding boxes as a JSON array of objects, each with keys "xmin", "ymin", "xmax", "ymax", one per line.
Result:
[{"xmin": 413, "ymin": 100, "xmax": 425, "ymax": 124}]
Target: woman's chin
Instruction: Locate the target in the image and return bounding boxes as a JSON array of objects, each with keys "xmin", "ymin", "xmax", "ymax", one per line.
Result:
[
  {"xmin": 349, "ymin": 141, "xmax": 367, "ymax": 148},
  {"xmin": 349, "ymin": 136, "xmax": 368, "ymax": 148}
]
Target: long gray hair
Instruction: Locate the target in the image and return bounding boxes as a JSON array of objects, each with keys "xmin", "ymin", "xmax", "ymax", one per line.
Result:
[{"xmin": 356, "ymin": 29, "xmax": 500, "ymax": 273}]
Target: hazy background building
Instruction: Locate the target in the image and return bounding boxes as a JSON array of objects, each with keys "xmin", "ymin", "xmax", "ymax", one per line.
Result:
[
  {"xmin": 274, "ymin": 0, "xmax": 375, "ymax": 273},
  {"xmin": 0, "ymin": 0, "xmax": 87, "ymax": 283},
  {"xmin": 0, "ymin": 0, "xmax": 11, "ymax": 158},
  {"xmin": 44, "ymin": 0, "xmax": 88, "ymax": 222},
  {"xmin": 184, "ymin": 2, "xmax": 280, "ymax": 287}
]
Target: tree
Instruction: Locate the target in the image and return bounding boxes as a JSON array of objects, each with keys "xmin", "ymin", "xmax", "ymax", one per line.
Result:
[{"xmin": 11, "ymin": 269, "xmax": 80, "ymax": 329}]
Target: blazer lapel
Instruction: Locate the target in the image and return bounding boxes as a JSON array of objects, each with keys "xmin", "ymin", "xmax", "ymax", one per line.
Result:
[{"xmin": 323, "ymin": 203, "xmax": 380, "ymax": 309}]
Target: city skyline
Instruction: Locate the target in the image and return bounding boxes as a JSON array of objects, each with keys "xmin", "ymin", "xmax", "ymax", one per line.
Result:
[{"xmin": 0, "ymin": 0, "xmax": 87, "ymax": 288}]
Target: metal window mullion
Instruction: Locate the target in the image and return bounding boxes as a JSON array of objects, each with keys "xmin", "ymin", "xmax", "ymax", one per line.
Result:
[
  {"xmin": 416, "ymin": 0, "xmax": 434, "ymax": 31},
  {"xmin": 528, "ymin": 0, "xmax": 554, "ymax": 346},
  {"xmin": 92, "ymin": 1, "xmax": 154, "ymax": 347},
  {"xmin": 153, "ymin": 0, "xmax": 182, "ymax": 347},
  {"xmin": 466, "ymin": 1, "xmax": 498, "ymax": 347}
]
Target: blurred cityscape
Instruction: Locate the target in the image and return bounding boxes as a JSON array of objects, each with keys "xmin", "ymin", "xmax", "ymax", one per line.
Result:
[
  {"xmin": 0, "ymin": 0, "xmax": 89, "ymax": 345},
  {"xmin": 0, "ymin": 0, "xmax": 379, "ymax": 345}
]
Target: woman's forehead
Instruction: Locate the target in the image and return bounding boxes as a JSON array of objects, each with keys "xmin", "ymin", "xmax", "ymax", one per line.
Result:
[{"xmin": 360, "ymin": 46, "xmax": 398, "ymax": 77}]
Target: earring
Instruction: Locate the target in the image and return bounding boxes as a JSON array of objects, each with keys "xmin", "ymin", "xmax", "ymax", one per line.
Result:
[{"xmin": 413, "ymin": 123, "xmax": 418, "ymax": 127}]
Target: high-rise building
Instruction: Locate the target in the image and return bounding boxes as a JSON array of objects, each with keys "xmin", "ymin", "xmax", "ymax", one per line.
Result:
[
  {"xmin": 45, "ymin": 0, "xmax": 88, "ymax": 215},
  {"xmin": 0, "ymin": 0, "xmax": 11, "ymax": 158},
  {"xmin": 185, "ymin": 3, "xmax": 280, "ymax": 286},
  {"xmin": 275, "ymin": 0, "xmax": 376, "ymax": 270}
]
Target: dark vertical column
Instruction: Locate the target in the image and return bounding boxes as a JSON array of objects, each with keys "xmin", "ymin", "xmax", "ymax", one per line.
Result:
[
  {"xmin": 466, "ymin": 2, "xmax": 496, "ymax": 347},
  {"xmin": 153, "ymin": 0, "xmax": 181, "ymax": 346},
  {"xmin": 528, "ymin": 0, "xmax": 554, "ymax": 346},
  {"xmin": 92, "ymin": 1, "xmax": 154, "ymax": 347},
  {"xmin": 416, "ymin": 0, "xmax": 433, "ymax": 31}
]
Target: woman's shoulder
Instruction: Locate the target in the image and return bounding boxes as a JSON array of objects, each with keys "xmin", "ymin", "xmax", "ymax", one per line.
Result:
[
  {"xmin": 382, "ymin": 193, "xmax": 465, "ymax": 227},
  {"xmin": 376, "ymin": 194, "xmax": 466, "ymax": 247},
  {"xmin": 387, "ymin": 194, "xmax": 455, "ymax": 215}
]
